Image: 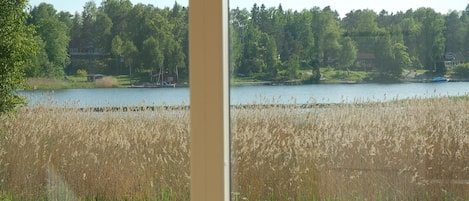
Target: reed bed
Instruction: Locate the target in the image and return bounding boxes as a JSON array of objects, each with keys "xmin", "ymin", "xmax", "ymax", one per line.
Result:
[
  {"xmin": 1, "ymin": 97, "xmax": 469, "ymax": 200},
  {"xmin": 0, "ymin": 104, "xmax": 190, "ymax": 200}
]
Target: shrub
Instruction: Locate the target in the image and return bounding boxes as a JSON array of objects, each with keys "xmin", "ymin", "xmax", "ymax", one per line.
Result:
[
  {"xmin": 453, "ymin": 63, "xmax": 469, "ymax": 78},
  {"xmin": 76, "ymin": 69, "xmax": 88, "ymax": 77}
]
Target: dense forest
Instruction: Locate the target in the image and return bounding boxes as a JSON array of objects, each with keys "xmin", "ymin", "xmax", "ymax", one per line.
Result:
[{"xmin": 26, "ymin": 0, "xmax": 469, "ymax": 83}]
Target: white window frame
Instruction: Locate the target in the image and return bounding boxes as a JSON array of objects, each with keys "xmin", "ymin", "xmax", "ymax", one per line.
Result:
[{"xmin": 189, "ymin": 0, "xmax": 230, "ymax": 200}]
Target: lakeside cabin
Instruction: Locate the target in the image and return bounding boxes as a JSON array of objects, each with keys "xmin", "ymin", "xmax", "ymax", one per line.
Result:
[{"xmin": 87, "ymin": 74, "xmax": 104, "ymax": 82}]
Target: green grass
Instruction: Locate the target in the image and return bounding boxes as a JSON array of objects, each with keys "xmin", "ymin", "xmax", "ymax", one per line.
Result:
[
  {"xmin": 231, "ymin": 76, "xmax": 261, "ymax": 83},
  {"xmin": 319, "ymin": 67, "xmax": 370, "ymax": 83},
  {"xmin": 0, "ymin": 195, "xmax": 12, "ymax": 201},
  {"xmin": 26, "ymin": 77, "xmax": 92, "ymax": 90},
  {"xmin": 115, "ymin": 75, "xmax": 131, "ymax": 87},
  {"xmin": 25, "ymin": 75, "xmax": 127, "ymax": 90}
]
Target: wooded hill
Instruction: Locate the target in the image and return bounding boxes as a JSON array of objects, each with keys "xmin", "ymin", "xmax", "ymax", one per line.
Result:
[{"xmin": 26, "ymin": 1, "xmax": 469, "ymax": 83}]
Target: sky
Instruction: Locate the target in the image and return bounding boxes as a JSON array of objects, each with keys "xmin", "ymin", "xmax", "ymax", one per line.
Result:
[{"xmin": 28, "ymin": 0, "xmax": 467, "ymax": 17}]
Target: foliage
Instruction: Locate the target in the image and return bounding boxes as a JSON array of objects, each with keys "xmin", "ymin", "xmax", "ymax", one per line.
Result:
[
  {"xmin": 0, "ymin": 0, "xmax": 38, "ymax": 114},
  {"xmin": 23, "ymin": 2, "xmax": 469, "ymax": 83},
  {"xmin": 453, "ymin": 63, "xmax": 469, "ymax": 78},
  {"xmin": 412, "ymin": 8, "xmax": 446, "ymax": 72},
  {"xmin": 76, "ymin": 69, "xmax": 87, "ymax": 77},
  {"xmin": 27, "ymin": 3, "xmax": 70, "ymax": 78}
]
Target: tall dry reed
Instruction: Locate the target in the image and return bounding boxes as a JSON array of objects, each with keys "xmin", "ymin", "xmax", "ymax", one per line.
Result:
[
  {"xmin": 231, "ymin": 97, "xmax": 469, "ymax": 200},
  {"xmin": 1, "ymin": 97, "xmax": 469, "ymax": 200},
  {"xmin": 0, "ymin": 103, "xmax": 190, "ymax": 200}
]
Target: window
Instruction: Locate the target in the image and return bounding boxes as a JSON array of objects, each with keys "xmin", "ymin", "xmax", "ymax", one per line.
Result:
[
  {"xmin": 226, "ymin": 1, "xmax": 469, "ymax": 200},
  {"xmin": 3, "ymin": 1, "xmax": 468, "ymax": 201}
]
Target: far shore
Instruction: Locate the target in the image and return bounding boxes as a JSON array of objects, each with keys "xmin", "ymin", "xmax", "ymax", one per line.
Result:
[{"xmin": 24, "ymin": 75, "xmax": 469, "ymax": 91}]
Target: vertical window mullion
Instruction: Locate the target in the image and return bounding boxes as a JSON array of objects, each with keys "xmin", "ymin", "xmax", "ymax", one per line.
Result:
[{"xmin": 189, "ymin": 0, "xmax": 230, "ymax": 200}]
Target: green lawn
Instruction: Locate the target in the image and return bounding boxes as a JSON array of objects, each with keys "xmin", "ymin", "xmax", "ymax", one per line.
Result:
[{"xmin": 25, "ymin": 75, "xmax": 127, "ymax": 90}]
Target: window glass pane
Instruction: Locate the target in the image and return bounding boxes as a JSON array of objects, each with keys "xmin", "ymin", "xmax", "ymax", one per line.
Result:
[
  {"xmin": 2, "ymin": 1, "xmax": 190, "ymax": 200},
  {"xmin": 229, "ymin": 1, "xmax": 469, "ymax": 200}
]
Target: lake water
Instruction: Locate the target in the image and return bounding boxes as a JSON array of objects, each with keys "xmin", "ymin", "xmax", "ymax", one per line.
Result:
[{"xmin": 20, "ymin": 82, "xmax": 469, "ymax": 107}]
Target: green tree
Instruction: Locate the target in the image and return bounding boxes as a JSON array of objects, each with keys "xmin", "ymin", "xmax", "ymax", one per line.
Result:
[
  {"xmin": 286, "ymin": 54, "xmax": 300, "ymax": 79},
  {"xmin": 392, "ymin": 43, "xmax": 412, "ymax": 71},
  {"xmin": 229, "ymin": 22, "xmax": 243, "ymax": 78},
  {"xmin": 57, "ymin": 11, "xmax": 73, "ymax": 33},
  {"xmin": 444, "ymin": 11, "xmax": 465, "ymax": 55},
  {"xmin": 400, "ymin": 17, "xmax": 422, "ymax": 62},
  {"xmin": 230, "ymin": 7, "xmax": 250, "ymax": 76},
  {"xmin": 26, "ymin": 36, "xmax": 48, "ymax": 77},
  {"xmin": 69, "ymin": 12, "xmax": 82, "ymax": 49},
  {"xmin": 463, "ymin": 5, "xmax": 469, "ymax": 59},
  {"xmin": 262, "ymin": 34, "xmax": 279, "ymax": 78},
  {"xmin": 141, "ymin": 36, "xmax": 164, "ymax": 74},
  {"xmin": 122, "ymin": 40, "xmax": 137, "ymax": 81},
  {"xmin": 281, "ymin": 10, "xmax": 314, "ymax": 63},
  {"xmin": 111, "ymin": 35, "xmax": 124, "ymax": 74},
  {"xmin": 413, "ymin": 8, "xmax": 446, "ymax": 72},
  {"xmin": 342, "ymin": 9, "xmax": 382, "ymax": 53},
  {"xmin": 81, "ymin": 0, "xmax": 97, "ymax": 53},
  {"xmin": 239, "ymin": 23, "xmax": 265, "ymax": 75},
  {"xmin": 270, "ymin": 5, "xmax": 286, "ymax": 64},
  {"xmin": 311, "ymin": 7, "xmax": 342, "ymax": 67},
  {"xmin": 373, "ymin": 31, "xmax": 394, "ymax": 80},
  {"xmin": 373, "ymin": 31, "xmax": 409, "ymax": 81},
  {"xmin": 164, "ymin": 38, "xmax": 185, "ymax": 81},
  {"xmin": 0, "ymin": 0, "xmax": 38, "ymax": 113},
  {"xmin": 126, "ymin": 4, "xmax": 153, "ymax": 50},
  {"xmin": 453, "ymin": 63, "xmax": 469, "ymax": 78},
  {"xmin": 94, "ymin": 12, "xmax": 113, "ymax": 52},
  {"xmin": 100, "ymin": 0, "xmax": 132, "ymax": 36},
  {"xmin": 29, "ymin": 3, "xmax": 70, "ymax": 78},
  {"xmin": 337, "ymin": 36, "xmax": 357, "ymax": 69},
  {"xmin": 166, "ymin": 3, "xmax": 188, "ymax": 81}
]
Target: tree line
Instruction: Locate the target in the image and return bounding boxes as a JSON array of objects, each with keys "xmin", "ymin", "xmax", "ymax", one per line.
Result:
[
  {"xmin": 23, "ymin": 1, "xmax": 469, "ymax": 83},
  {"xmin": 231, "ymin": 4, "xmax": 469, "ymax": 82},
  {"xmin": 25, "ymin": 0, "xmax": 188, "ymax": 82}
]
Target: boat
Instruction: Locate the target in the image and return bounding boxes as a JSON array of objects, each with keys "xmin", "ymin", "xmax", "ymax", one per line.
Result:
[
  {"xmin": 431, "ymin": 77, "xmax": 448, "ymax": 82},
  {"xmin": 159, "ymin": 81, "xmax": 176, "ymax": 88},
  {"xmin": 155, "ymin": 66, "xmax": 176, "ymax": 88}
]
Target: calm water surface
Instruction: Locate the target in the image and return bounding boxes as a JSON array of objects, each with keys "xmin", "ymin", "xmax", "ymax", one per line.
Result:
[{"xmin": 20, "ymin": 82, "xmax": 469, "ymax": 107}]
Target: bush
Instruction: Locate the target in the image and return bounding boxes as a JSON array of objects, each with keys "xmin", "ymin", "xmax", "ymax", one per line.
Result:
[
  {"xmin": 453, "ymin": 63, "xmax": 469, "ymax": 78},
  {"xmin": 76, "ymin": 69, "xmax": 87, "ymax": 77}
]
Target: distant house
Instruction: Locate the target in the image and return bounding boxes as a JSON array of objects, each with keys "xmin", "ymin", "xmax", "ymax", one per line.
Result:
[
  {"xmin": 444, "ymin": 52, "xmax": 466, "ymax": 68},
  {"xmin": 87, "ymin": 74, "xmax": 104, "ymax": 82},
  {"xmin": 356, "ymin": 53, "xmax": 376, "ymax": 71}
]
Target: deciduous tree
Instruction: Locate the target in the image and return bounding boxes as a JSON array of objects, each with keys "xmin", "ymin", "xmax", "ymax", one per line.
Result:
[{"xmin": 0, "ymin": 0, "xmax": 38, "ymax": 113}]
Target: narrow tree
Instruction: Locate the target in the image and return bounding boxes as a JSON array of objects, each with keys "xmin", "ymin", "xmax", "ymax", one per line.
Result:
[
  {"xmin": 111, "ymin": 35, "xmax": 124, "ymax": 74},
  {"xmin": 141, "ymin": 36, "xmax": 164, "ymax": 74}
]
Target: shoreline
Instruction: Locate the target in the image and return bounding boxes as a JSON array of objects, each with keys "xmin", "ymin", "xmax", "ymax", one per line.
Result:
[{"xmin": 24, "ymin": 76, "xmax": 469, "ymax": 91}]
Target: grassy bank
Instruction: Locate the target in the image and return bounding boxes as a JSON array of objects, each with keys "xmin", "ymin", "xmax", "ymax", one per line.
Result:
[
  {"xmin": 26, "ymin": 76, "xmax": 124, "ymax": 90},
  {"xmin": 1, "ymin": 98, "xmax": 469, "ymax": 200}
]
